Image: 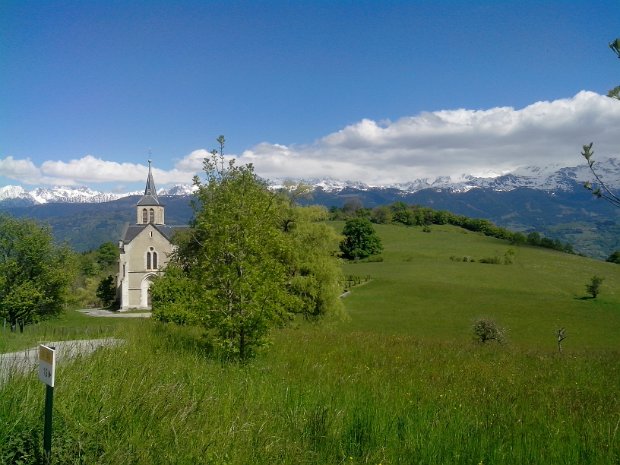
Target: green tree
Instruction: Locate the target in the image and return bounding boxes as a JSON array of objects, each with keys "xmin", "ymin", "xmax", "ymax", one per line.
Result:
[
  {"xmin": 340, "ymin": 217, "xmax": 383, "ymax": 260},
  {"xmin": 280, "ymin": 205, "xmax": 344, "ymax": 319},
  {"xmin": 151, "ymin": 266, "xmax": 204, "ymax": 325},
  {"xmin": 96, "ymin": 241, "xmax": 119, "ymax": 268},
  {"xmin": 371, "ymin": 205, "xmax": 393, "ymax": 224},
  {"xmin": 606, "ymin": 250, "xmax": 620, "ymax": 264},
  {"xmin": 0, "ymin": 215, "xmax": 76, "ymax": 326},
  {"xmin": 152, "ymin": 138, "xmax": 343, "ymax": 359},
  {"xmin": 189, "ymin": 155, "xmax": 294, "ymax": 358},
  {"xmin": 96, "ymin": 275, "xmax": 117, "ymax": 308},
  {"xmin": 473, "ymin": 318, "xmax": 505, "ymax": 344},
  {"xmin": 586, "ymin": 275, "xmax": 604, "ymax": 299}
]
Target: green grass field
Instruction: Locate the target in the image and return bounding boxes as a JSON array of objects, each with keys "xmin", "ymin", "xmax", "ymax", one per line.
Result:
[
  {"xmin": 0, "ymin": 310, "xmax": 141, "ymax": 354},
  {"xmin": 1, "ymin": 224, "xmax": 619, "ymax": 464},
  {"xmin": 340, "ymin": 223, "xmax": 620, "ymax": 350}
]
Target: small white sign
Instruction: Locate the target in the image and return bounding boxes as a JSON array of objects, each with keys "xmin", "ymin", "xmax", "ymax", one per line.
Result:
[{"xmin": 38, "ymin": 345, "xmax": 55, "ymax": 387}]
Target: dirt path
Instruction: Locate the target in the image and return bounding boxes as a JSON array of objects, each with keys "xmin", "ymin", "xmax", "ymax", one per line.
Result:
[
  {"xmin": 0, "ymin": 338, "xmax": 123, "ymax": 386},
  {"xmin": 78, "ymin": 309, "xmax": 151, "ymax": 318}
]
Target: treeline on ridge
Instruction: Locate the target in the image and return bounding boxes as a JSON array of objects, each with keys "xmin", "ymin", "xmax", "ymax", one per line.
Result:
[{"xmin": 329, "ymin": 201, "xmax": 575, "ymax": 254}]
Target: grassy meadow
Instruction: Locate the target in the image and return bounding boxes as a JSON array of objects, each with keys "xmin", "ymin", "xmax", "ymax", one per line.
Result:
[
  {"xmin": 0, "ymin": 310, "xmax": 141, "ymax": 354},
  {"xmin": 1, "ymin": 223, "xmax": 619, "ymax": 464}
]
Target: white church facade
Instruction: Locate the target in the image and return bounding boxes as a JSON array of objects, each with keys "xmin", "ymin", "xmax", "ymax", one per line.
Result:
[{"xmin": 117, "ymin": 163, "xmax": 185, "ymax": 310}]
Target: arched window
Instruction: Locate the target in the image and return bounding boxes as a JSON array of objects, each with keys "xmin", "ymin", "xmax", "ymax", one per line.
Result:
[
  {"xmin": 149, "ymin": 208, "xmax": 155, "ymax": 223},
  {"xmin": 146, "ymin": 247, "xmax": 158, "ymax": 270},
  {"xmin": 142, "ymin": 208, "xmax": 148, "ymax": 224}
]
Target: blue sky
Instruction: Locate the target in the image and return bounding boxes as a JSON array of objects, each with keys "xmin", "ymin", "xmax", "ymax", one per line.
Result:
[{"xmin": 1, "ymin": 0, "xmax": 619, "ymax": 191}]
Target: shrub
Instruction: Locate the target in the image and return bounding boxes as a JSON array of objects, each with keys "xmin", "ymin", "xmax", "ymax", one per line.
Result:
[
  {"xmin": 473, "ymin": 318, "xmax": 506, "ymax": 344},
  {"xmin": 586, "ymin": 275, "xmax": 604, "ymax": 299},
  {"xmin": 607, "ymin": 250, "xmax": 620, "ymax": 264}
]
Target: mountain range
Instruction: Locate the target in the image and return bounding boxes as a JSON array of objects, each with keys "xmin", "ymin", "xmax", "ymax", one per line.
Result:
[{"xmin": 0, "ymin": 158, "xmax": 618, "ymax": 259}]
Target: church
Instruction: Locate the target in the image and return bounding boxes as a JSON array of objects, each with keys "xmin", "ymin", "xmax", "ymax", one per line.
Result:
[{"xmin": 116, "ymin": 162, "xmax": 186, "ymax": 310}]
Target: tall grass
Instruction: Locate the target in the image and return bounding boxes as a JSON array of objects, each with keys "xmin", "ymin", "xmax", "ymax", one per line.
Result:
[{"xmin": 1, "ymin": 321, "xmax": 618, "ymax": 464}]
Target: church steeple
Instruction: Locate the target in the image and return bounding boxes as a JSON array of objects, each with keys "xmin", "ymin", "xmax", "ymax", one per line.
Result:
[
  {"xmin": 136, "ymin": 160, "xmax": 165, "ymax": 225},
  {"xmin": 144, "ymin": 160, "xmax": 158, "ymax": 197},
  {"xmin": 139, "ymin": 160, "xmax": 160, "ymax": 205}
]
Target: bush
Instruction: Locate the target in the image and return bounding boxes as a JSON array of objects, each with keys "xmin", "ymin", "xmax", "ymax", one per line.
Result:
[
  {"xmin": 473, "ymin": 318, "xmax": 506, "ymax": 344},
  {"xmin": 340, "ymin": 218, "xmax": 383, "ymax": 260},
  {"xmin": 586, "ymin": 275, "xmax": 604, "ymax": 299},
  {"xmin": 607, "ymin": 250, "xmax": 620, "ymax": 264}
]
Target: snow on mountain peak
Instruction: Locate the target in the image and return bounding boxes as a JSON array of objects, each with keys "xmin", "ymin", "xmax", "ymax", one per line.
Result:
[{"xmin": 0, "ymin": 158, "xmax": 617, "ymax": 205}]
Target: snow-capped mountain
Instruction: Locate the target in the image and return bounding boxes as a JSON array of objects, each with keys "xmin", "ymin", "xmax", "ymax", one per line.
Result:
[
  {"xmin": 283, "ymin": 157, "xmax": 620, "ymax": 194},
  {"xmin": 0, "ymin": 158, "xmax": 618, "ymax": 206},
  {"xmin": 0, "ymin": 184, "xmax": 197, "ymax": 206}
]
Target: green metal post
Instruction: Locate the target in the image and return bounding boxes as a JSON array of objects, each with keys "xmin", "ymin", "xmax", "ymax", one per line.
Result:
[{"xmin": 43, "ymin": 384, "xmax": 54, "ymax": 464}]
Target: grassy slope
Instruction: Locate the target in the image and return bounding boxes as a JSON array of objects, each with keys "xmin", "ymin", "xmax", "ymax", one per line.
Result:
[
  {"xmin": 1, "ymin": 223, "xmax": 619, "ymax": 464},
  {"xmin": 340, "ymin": 223, "xmax": 620, "ymax": 350}
]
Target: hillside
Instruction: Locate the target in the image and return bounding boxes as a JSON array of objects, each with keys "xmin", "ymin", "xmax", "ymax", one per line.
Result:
[{"xmin": 339, "ymin": 223, "xmax": 620, "ymax": 349}]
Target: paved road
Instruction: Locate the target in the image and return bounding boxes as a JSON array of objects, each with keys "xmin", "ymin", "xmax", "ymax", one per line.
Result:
[
  {"xmin": 78, "ymin": 309, "xmax": 151, "ymax": 318},
  {"xmin": 0, "ymin": 338, "xmax": 123, "ymax": 386}
]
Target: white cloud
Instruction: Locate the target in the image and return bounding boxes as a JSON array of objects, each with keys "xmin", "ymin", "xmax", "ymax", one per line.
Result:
[
  {"xmin": 0, "ymin": 156, "xmax": 42, "ymax": 184},
  {"xmin": 239, "ymin": 91, "xmax": 620, "ymax": 184},
  {"xmin": 1, "ymin": 91, "xmax": 618, "ymax": 188},
  {"xmin": 173, "ymin": 149, "xmax": 210, "ymax": 171},
  {"xmin": 0, "ymin": 155, "xmax": 197, "ymax": 187}
]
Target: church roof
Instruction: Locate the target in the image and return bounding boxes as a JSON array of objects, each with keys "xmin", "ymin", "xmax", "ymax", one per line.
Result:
[
  {"xmin": 120, "ymin": 223, "xmax": 188, "ymax": 244},
  {"xmin": 137, "ymin": 161, "xmax": 161, "ymax": 206}
]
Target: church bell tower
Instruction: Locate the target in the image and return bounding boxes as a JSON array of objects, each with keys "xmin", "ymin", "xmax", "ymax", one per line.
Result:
[{"xmin": 136, "ymin": 160, "xmax": 165, "ymax": 225}]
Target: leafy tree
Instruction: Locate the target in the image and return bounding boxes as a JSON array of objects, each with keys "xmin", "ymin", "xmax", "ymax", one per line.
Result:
[
  {"xmin": 182, "ymin": 154, "xmax": 294, "ymax": 358},
  {"xmin": 0, "ymin": 215, "xmax": 76, "ymax": 325},
  {"xmin": 586, "ymin": 275, "xmax": 604, "ymax": 299},
  {"xmin": 151, "ymin": 266, "xmax": 204, "ymax": 325},
  {"xmin": 371, "ymin": 205, "xmax": 393, "ymax": 224},
  {"xmin": 473, "ymin": 318, "xmax": 505, "ymax": 344},
  {"xmin": 607, "ymin": 250, "xmax": 620, "ymax": 264},
  {"xmin": 280, "ymin": 205, "xmax": 344, "ymax": 319},
  {"xmin": 96, "ymin": 241, "xmax": 119, "ymax": 268},
  {"xmin": 96, "ymin": 275, "xmax": 117, "ymax": 308},
  {"xmin": 153, "ymin": 142, "xmax": 342, "ymax": 359},
  {"xmin": 526, "ymin": 231, "xmax": 541, "ymax": 246},
  {"xmin": 340, "ymin": 218, "xmax": 383, "ymax": 260}
]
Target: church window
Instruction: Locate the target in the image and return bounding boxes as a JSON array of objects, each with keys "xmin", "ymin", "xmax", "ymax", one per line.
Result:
[
  {"xmin": 142, "ymin": 208, "xmax": 148, "ymax": 224},
  {"xmin": 146, "ymin": 247, "xmax": 158, "ymax": 270},
  {"xmin": 149, "ymin": 208, "xmax": 155, "ymax": 223}
]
